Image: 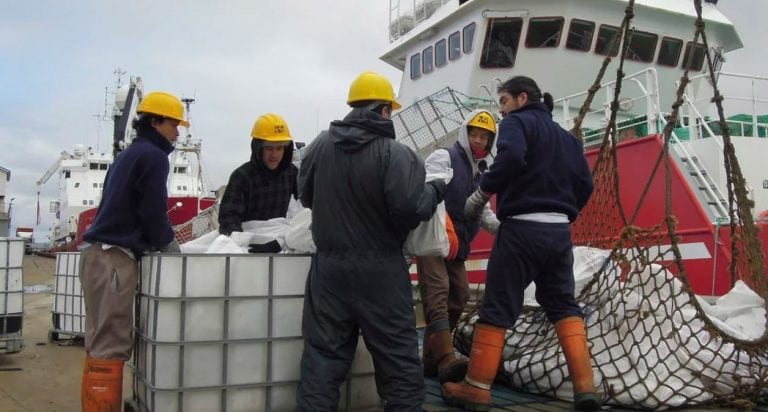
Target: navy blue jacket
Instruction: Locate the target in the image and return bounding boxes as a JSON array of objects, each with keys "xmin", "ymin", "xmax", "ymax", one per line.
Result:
[
  {"xmin": 480, "ymin": 103, "xmax": 593, "ymax": 222},
  {"xmin": 83, "ymin": 129, "xmax": 175, "ymax": 257}
]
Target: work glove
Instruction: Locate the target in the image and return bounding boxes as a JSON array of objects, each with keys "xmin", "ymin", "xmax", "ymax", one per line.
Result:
[
  {"xmin": 248, "ymin": 240, "xmax": 282, "ymax": 254},
  {"xmin": 445, "ymin": 213, "xmax": 459, "ymax": 261},
  {"xmin": 427, "ymin": 179, "xmax": 447, "ymax": 204},
  {"xmin": 160, "ymin": 239, "xmax": 181, "ymax": 253},
  {"xmin": 486, "ymin": 216, "xmax": 501, "ymax": 235},
  {"xmin": 465, "ymin": 189, "xmax": 490, "ymax": 221}
]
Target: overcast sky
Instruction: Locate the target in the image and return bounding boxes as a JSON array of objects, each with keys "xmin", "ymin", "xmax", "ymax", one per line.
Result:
[{"xmin": 1, "ymin": 1, "xmax": 766, "ymax": 241}]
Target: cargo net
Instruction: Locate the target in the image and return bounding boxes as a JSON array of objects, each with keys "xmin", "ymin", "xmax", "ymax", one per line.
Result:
[
  {"xmin": 172, "ymin": 204, "xmax": 219, "ymax": 244},
  {"xmin": 391, "ymin": 87, "xmax": 495, "ymax": 158},
  {"xmin": 455, "ymin": 1, "xmax": 768, "ymax": 409}
]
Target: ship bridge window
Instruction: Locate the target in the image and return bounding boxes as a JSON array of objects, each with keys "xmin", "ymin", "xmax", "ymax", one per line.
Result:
[
  {"xmin": 435, "ymin": 39, "xmax": 447, "ymax": 67},
  {"xmin": 525, "ymin": 17, "xmax": 564, "ymax": 48},
  {"xmin": 595, "ymin": 24, "xmax": 620, "ymax": 56},
  {"xmin": 657, "ymin": 37, "xmax": 683, "ymax": 66},
  {"xmin": 89, "ymin": 163, "xmax": 98, "ymax": 170},
  {"xmin": 99, "ymin": 163, "xmax": 107, "ymax": 170},
  {"xmin": 681, "ymin": 42, "xmax": 706, "ymax": 71},
  {"xmin": 410, "ymin": 53, "xmax": 421, "ymax": 80},
  {"xmin": 481, "ymin": 18, "xmax": 522, "ymax": 68},
  {"xmin": 463, "ymin": 22, "xmax": 476, "ymax": 53},
  {"xmin": 64, "ymin": 171, "xmax": 71, "ymax": 179},
  {"xmin": 448, "ymin": 31, "xmax": 461, "ymax": 60},
  {"xmin": 626, "ymin": 30, "xmax": 657, "ymax": 62},
  {"xmin": 423, "ymin": 46, "xmax": 434, "ymax": 74},
  {"xmin": 74, "ymin": 182, "xmax": 80, "ymax": 188},
  {"xmin": 566, "ymin": 19, "xmax": 595, "ymax": 52}
]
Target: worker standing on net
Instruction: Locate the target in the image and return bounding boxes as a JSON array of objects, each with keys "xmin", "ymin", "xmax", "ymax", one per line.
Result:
[
  {"xmin": 218, "ymin": 113, "xmax": 298, "ymax": 252},
  {"xmin": 442, "ymin": 76, "xmax": 598, "ymax": 411},
  {"xmin": 296, "ymin": 71, "xmax": 446, "ymax": 411},
  {"xmin": 417, "ymin": 109, "xmax": 500, "ymax": 384},
  {"xmin": 79, "ymin": 91, "xmax": 186, "ymax": 411}
]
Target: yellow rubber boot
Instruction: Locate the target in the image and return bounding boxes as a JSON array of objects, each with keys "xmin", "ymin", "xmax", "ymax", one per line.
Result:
[
  {"xmin": 555, "ymin": 316, "xmax": 601, "ymax": 410},
  {"xmin": 441, "ymin": 323, "xmax": 505, "ymax": 411},
  {"xmin": 82, "ymin": 356, "xmax": 124, "ymax": 412}
]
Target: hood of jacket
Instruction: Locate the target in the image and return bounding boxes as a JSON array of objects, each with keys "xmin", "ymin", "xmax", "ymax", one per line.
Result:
[
  {"xmin": 457, "ymin": 109, "xmax": 497, "ymax": 176},
  {"xmin": 328, "ymin": 108, "xmax": 396, "ymax": 152},
  {"xmin": 250, "ymin": 138, "xmax": 295, "ymax": 174}
]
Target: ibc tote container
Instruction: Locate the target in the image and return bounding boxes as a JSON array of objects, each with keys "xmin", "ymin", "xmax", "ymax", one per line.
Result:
[
  {"xmin": 50, "ymin": 252, "xmax": 86, "ymax": 341},
  {"xmin": 130, "ymin": 253, "xmax": 381, "ymax": 412},
  {"xmin": 0, "ymin": 238, "xmax": 24, "ymax": 353}
]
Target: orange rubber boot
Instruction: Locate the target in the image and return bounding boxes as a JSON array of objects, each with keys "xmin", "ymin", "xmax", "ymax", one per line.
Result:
[
  {"xmin": 555, "ymin": 316, "xmax": 601, "ymax": 410},
  {"xmin": 441, "ymin": 323, "xmax": 505, "ymax": 411},
  {"xmin": 81, "ymin": 355, "xmax": 124, "ymax": 412}
]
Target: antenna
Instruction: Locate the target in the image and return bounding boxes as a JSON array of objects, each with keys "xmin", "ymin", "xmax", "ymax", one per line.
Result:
[
  {"xmin": 92, "ymin": 86, "xmax": 111, "ymax": 151},
  {"xmin": 181, "ymin": 97, "xmax": 195, "ymax": 143}
]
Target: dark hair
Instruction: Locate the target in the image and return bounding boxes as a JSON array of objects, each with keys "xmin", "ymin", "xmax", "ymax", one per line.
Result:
[
  {"xmin": 497, "ymin": 76, "xmax": 554, "ymax": 111},
  {"xmin": 350, "ymin": 100, "xmax": 391, "ymax": 116},
  {"xmin": 132, "ymin": 113, "xmax": 165, "ymax": 133}
]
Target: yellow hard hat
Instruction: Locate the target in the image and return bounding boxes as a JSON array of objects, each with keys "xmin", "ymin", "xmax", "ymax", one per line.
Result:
[
  {"xmin": 467, "ymin": 111, "xmax": 496, "ymax": 134},
  {"xmin": 137, "ymin": 91, "xmax": 190, "ymax": 127},
  {"xmin": 250, "ymin": 113, "xmax": 292, "ymax": 142},
  {"xmin": 347, "ymin": 71, "xmax": 401, "ymax": 110}
]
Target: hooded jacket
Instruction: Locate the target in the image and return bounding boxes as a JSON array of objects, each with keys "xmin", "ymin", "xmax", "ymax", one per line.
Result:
[
  {"xmin": 298, "ymin": 108, "xmax": 444, "ymax": 253},
  {"xmin": 218, "ymin": 138, "xmax": 298, "ymax": 235},
  {"xmin": 423, "ymin": 109, "xmax": 499, "ymax": 260},
  {"xmin": 83, "ymin": 127, "xmax": 175, "ymax": 257}
]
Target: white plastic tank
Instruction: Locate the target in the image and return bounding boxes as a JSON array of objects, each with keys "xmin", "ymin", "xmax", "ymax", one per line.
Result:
[
  {"xmin": 50, "ymin": 253, "xmax": 85, "ymax": 341},
  {"xmin": 0, "ymin": 238, "xmax": 24, "ymax": 353},
  {"xmin": 131, "ymin": 253, "xmax": 380, "ymax": 412}
]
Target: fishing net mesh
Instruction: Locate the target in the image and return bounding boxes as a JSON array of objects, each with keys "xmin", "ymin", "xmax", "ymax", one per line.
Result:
[
  {"xmin": 172, "ymin": 204, "xmax": 219, "ymax": 244},
  {"xmin": 455, "ymin": 0, "xmax": 768, "ymax": 408}
]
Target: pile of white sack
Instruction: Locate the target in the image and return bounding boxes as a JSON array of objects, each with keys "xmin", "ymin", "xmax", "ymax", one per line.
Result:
[
  {"xmin": 456, "ymin": 246, "xmax": 768, "ymax": 409},
  {"xmin": 180, "ymin": 199, "xmax": 316, "ymax": 254}
]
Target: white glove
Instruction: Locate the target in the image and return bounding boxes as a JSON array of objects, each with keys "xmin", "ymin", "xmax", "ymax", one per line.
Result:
[
  {"xmin": 486, "ymin": 216, "xmax": 500, "ymax": 235},
  {"xmin": 160, "ymin": 239, "xmax": 181, "ymax": 253},
  {"xmin": 465, "ymin": 189, "xmax": 490, "ymax": 221}
]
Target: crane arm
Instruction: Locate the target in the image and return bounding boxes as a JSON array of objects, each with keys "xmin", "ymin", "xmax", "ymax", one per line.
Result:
[{"xmin": 36, "ymin": 151, "xmax": 71, "ymax": 191}]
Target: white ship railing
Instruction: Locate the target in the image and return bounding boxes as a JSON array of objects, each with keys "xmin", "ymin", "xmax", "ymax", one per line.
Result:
[
  {"xmin": 389, "ymin": 0, "xmax": 451, "ymax": 42},
  {"xmin": 555, "ymin": 68, "xmax": 662, "ymax": 148}
]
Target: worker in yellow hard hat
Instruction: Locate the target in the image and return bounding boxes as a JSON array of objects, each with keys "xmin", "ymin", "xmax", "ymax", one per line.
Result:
[
  {"xmin": 296, "ymin": 71, "xmax": 446, "ymax": 411},
  {"xmin": 80, "ymin": 90, "xmax": 186, "ymax": 411},
  {"xmin": 416, "ymin": 109, "xmax": 500, "ymax": 385},
  {"xmin": 218, "ymin": 113, "xmax": 298, "ymax": 246}
]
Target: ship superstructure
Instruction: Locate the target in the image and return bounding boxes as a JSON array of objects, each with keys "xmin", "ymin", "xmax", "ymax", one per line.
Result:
[{"xmin": 382, "ymin": 0, "xmax": 768, "ymax": 296}]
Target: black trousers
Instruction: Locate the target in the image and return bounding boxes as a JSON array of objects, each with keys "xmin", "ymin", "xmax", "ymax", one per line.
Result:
[
  {"xmin": 479, "ymin": 219, "xmax": 583, "ymax": 328},
  {"xmin": 297, "ymin": 251, "xmax": 425, "ymax": 412}
]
